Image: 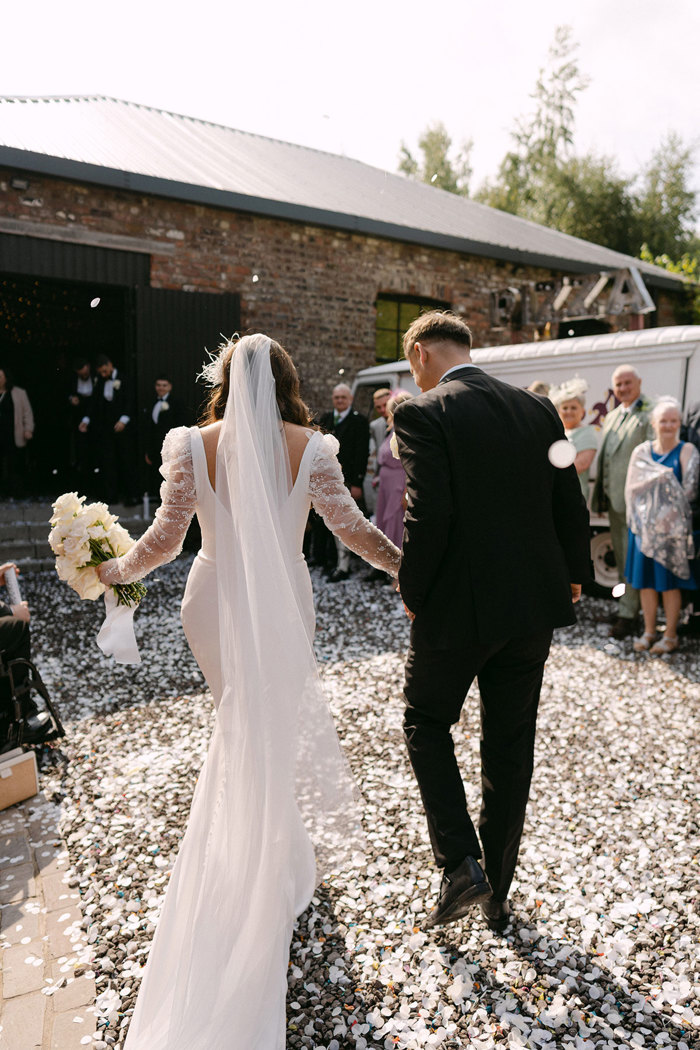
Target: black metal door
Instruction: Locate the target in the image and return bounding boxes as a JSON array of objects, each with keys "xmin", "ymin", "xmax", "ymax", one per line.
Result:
[{"xmin": 134, "ymin": 287, "xmax": 240, "ymax": 424}]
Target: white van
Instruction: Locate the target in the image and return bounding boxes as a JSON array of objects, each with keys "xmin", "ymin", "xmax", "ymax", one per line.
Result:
[{"xmin": 352, "ymin": 325, "xmax": 700, "ymax": 589}]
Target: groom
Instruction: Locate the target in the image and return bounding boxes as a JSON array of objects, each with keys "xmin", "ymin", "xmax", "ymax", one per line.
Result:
[{"xmin": 393, "ymin": 311, "xmax": 590, "ymax": 932}]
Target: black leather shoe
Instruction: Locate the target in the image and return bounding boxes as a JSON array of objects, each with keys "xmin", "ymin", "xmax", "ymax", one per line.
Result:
[
  {"xmin": 423, "ymin": 856, "xmax": 491, "ymax": 929},
  {"xmin": 480, "ymin": 897, "xmax": 511, "ymax": 932},
  {"xmin": 329, "ymin": 569, "xmax": 350, "ymax": 582},
  {"xmin": 609, "ymin": 617, "xmax": 637, "ymax": 639}
]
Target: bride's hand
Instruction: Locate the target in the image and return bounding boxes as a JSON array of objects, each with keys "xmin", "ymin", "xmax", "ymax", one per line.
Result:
[{"xmin": 97, "ymin": 559, "xmax": 116, "ymax": 584}]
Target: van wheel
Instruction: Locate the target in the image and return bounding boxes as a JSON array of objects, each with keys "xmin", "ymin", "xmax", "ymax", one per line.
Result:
[{"xmin": 590, "ymin": 531, "xmax": 618, "ymax": 590}]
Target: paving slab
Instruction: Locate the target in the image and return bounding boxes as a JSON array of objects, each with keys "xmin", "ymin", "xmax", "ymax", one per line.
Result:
[
  {"xmin": 51, "ymin": 974, "xmax": 96, "ymax": 1015},
  {"xmin": 2, "ymin": 939, "xmax": 46, "ymax": 998},
  {"xmin": 33, "ymin": 843, "xmax": 69, "ymax": 878},
  {"xmin": 49, "ymin": 1007, "xmax": 97, "ymax": 1050},
  {"xmin": 41, "ymin": 872, "xmax": 79, "ymax": 913},
  {"xmin": 0, "ymin": 835, "xmax": 32, "ymax": 866},
  {"xmin": 0, "ymin": 898, "xmax": 43, "ymax": 944},
  {"xmin": 0, "ymin": 989, "xmax": 46, "ymax": 1049},
  {"xmin": 0, "ymin": 863, "xmax": 36, "ymax": 905},
  {"xmin": 45, "ymin": 907, "xmax": 84, "ymax": 960}
]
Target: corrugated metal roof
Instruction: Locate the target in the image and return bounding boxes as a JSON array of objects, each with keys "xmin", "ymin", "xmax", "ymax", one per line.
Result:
[{"xmin": 0, "ymin": 95, "xmax": 685, "ymax": 288}]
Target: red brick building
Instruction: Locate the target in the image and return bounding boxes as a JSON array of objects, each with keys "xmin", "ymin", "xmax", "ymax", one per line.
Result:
[{"xmin": 0, "ymin": 96, "xmax": 687, "ymax": 474}]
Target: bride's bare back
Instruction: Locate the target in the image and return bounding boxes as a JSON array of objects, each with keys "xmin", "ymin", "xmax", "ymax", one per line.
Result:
[{"xmin": 200, "ymin": 421, "xmax": 314, "ymax": 491}]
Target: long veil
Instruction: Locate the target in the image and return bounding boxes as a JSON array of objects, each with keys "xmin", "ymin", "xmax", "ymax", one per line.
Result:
[{"xmin": 124, "ymin": 335, "xmax": 363, "ymax": 1050}]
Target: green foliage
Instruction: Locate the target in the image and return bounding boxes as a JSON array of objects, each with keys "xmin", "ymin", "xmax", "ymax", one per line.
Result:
[
  {"xmin": 636, "ymin": 133, "xmax": 699, "ymax": 258},
  {"xmin": 399, "ymin": 121, "xmax": 472, "ymax": 197},
  {"xmin": 640, "ymin": 243, "xmax": 700, "ymax": 323},
  {"xmin": 405, "ymin": 25, "xmax": 699, "ymax": 268}
]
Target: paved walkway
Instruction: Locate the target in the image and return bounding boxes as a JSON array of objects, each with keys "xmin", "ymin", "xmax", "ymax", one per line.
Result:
[{"xmin": 0, "ymin": 793, "xmax": 99, "ymax": 1050}]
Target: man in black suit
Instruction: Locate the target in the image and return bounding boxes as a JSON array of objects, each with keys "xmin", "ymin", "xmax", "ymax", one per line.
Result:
[
  {"xmin": 80, "ymin": 355, "xmax": 135, "ymax": 504},
  {"xmin": 318, "ymin": 384, "xmax": 370, "ymax": 581},
  {"xmin": 67, "ymin": 357, "xmax": 95, "ymax": 486},
  {"xmin": 393, "ymin": 312, "xmax": 590, "ymax": 932},
  {"xmin": 144, "ymin": 376, "xmax": 186, "ymax": 496}
]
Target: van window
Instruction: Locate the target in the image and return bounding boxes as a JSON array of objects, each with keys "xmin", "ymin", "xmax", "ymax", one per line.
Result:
[
  {"xmin": 353, "ymin": 384, "xmax": 387, "ymax": 418},
  {"xmin": 376, "ymin": 294, "xmax": 450, "ymax": 363}
]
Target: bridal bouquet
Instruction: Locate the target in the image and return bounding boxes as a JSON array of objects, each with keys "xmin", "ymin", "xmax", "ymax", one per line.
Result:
[{"xmin": 48, "ymin": 492, "xmax": 146, "ymax": 607}]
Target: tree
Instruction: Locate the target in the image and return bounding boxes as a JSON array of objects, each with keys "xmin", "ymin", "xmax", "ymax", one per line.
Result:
[
  {"xmin": 472, "ymin": 25, "xmax": 699, "ymax": 263},
  {"xmin": 639, "ymin": 243, "xmax": 700, "ymax": 323},
  {"xmin": 636, "ymin": 132, "xmax": 699, "ymax": 259},
  {"xmin": 476, "ymin": 25, "xmax": 589, "ymax": 217},
  {"xmin": 399, "ymin": 121, "xmax": 472, "ymax": 196}
]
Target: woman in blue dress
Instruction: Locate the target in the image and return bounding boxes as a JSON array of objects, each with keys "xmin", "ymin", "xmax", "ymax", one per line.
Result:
[{"xmin": 625, "ymin": 397, "xmax": 699, "ymax": 653}]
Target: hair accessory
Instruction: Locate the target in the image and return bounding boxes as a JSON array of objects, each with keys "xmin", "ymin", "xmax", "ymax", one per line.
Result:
[
  {"xmin": 549, "ymin": 375, "xmax": 588, "ymax": 408},
  {"xmin": 198, "ymin": 333, "xmax": 239, "ymax": 388}
]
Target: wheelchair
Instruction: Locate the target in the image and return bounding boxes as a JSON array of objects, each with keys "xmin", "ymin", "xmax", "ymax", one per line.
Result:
[{"xmin": 0, "ymin": 652, "xmax": 65, "ymax": 754}]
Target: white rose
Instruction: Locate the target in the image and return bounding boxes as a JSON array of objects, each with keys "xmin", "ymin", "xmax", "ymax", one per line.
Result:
[
  {"xmin": 72, "ymin": 567, "xmax": 106, "ymax": 602},
  {"xmin": 50, "ymin": 491, "xmax": 85, "ymax": 527},
  {"xmin": 112, "ymin": 379, "xmax": 121, "ymax": 391},
  {"xmin": 48, "ymin": 525, "xmax": 65, "ymax": 556},
  {"xmin": 159, "ymin": 401, "xmax": 169, "ymax": 412},
  {"xmin": 61, "ymin": 515, "xmax": 92, "ymax": 562},
  {"xmin": 106, "ymin": 523, "xmax": 134, "ymax": 556}
]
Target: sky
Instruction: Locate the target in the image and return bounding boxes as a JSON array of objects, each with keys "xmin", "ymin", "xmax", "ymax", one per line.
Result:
[{"xmin": 3, "ymin": 0, "xmax": 699, "ymax": 200}]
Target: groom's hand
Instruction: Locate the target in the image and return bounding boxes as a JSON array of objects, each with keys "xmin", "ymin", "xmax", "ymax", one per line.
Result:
[
  {"xmin": 570, "ymin": 583, "xmax": 582, "ymax": 604},
  {"xmin": 403, "ymin": 601, "xmax": 415, "ymax": 621}
]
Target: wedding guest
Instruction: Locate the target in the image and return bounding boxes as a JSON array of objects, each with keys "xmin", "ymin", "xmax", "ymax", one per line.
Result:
[
  {"xmin": 145, "ymin": 376, "xmax": 186, "ymax": 496},
  {"xmin": 80, "ymin": 355, "xmax": 136, "ymax": 504},
  {"xmin": 549, "ymin": 377, "xmax": 598, "ymax": 502},
  {"xmin": 626, "ymin": 397, "xmax": 699, "ymax": 654},
  {"xmin": 0, "ymin": 367, "xmax": 34, "ymax": 497},
  {"xmin": 680, "ymin": 400, "xmax": 700, "ymax": 636},
  {"xmin": 0, "ymin": 562, "xmax": 52, "ymax": 745},
  {"xmin": 374, "ymin": 390, "xmax": 411, "ymax": 548},
  {"xmin": 365, "ymin": 387, "xmax": 392, "ymax": 514},
  {"xmin": 591, "ymin": 365, "xmax": 653, "ymax": 639},
  {"xmin": 67, "ymin": 357, "xmax": 95, "ymax": 486},
  {"xmin": 318, "ymin": 384, "xmax": 370, "ymax": 581},
  {"xmin": 527, "ymin": 380, "xmax": 550, "ymax": 397}
]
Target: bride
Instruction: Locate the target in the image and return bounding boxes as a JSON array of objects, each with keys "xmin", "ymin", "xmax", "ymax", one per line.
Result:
[{"xmin": 98, "ymin": 334, "xmax": 401, "ymax": 1049}]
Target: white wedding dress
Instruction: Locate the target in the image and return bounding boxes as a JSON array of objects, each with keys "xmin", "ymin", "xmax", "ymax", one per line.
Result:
[{"xmin": 101, "ymin": 338, "xmax": 400, "ymax": 1050}]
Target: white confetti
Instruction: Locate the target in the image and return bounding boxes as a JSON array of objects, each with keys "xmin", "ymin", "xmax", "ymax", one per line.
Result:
[
  {"xmin": 548, "ymin": 439, "xmax": 576, "ymax": 469},
  {"xmin": 90, "ymin": 297, "xmax": 101, "ymax": 308}
]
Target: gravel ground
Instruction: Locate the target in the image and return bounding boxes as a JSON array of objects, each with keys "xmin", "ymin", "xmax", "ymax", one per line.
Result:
[{"xmin": 19, "ymin": 559, "xmax": 700, "ymax": 1049}]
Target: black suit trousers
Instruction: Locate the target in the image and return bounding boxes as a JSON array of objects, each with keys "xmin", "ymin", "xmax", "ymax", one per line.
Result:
[{"xmin": 403, "ymin": 628, "xmax": 552, "ymax": 901}]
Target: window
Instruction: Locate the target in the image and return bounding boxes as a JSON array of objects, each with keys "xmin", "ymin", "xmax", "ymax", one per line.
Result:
[{"xmin": 375, "ymin": 294, "xmax": 450, "ymax": 364}]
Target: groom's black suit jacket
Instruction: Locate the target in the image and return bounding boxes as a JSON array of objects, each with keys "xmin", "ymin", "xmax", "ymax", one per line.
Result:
[{"xmin": 393, "ymin": 366, "xmax": 590, "ymax": 650}]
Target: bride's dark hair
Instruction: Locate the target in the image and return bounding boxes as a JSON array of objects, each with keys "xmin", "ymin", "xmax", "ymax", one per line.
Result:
[{"xmin": 200, "ymin": 337, "xmax": 315, "ymax": 427}]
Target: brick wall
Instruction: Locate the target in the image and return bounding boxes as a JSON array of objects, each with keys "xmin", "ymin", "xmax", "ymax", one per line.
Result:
[{"xmin": 0, "ymin": 169, "xmax": 686, "ymax": 411}]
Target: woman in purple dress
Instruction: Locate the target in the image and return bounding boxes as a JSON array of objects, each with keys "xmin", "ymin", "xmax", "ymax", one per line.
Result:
[{"xmin": 375, "ymin": 391, "xmax": 412, "ymax": 548}]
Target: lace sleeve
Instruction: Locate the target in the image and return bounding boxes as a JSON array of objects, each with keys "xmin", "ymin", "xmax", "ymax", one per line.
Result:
[
  {"xmin": 309, "ymin": 434, "xmax": 401, "ymax": 576},
  {"xmin": 100, "ymin": 427, "xmax": 197, "ymax": 585}
]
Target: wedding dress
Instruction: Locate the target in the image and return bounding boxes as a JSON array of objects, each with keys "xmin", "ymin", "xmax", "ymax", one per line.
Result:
[{"xmin": 101, "ymin": 336, "xmax": 400, "ymax": 1050}]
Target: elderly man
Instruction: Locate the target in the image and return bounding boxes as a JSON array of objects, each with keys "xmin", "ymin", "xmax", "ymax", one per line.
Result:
[
  {"xmin": 365, "ymin": 387, "xmax": 392, "ymax": 515},
  {"xmin": 319, "ymin": 383, "xmax": 370, "ymax": 581},
  {"xmin": 591, "ymin": 365, "xmax": 653, "ymax": 637}
]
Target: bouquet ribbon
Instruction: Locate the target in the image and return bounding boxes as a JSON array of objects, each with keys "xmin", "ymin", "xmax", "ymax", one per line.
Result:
[{"xmin": 96, "ymin": 589, "xmax": 141, "ymax": 665}]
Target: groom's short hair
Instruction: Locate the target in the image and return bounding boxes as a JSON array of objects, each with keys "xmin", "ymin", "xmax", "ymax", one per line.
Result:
[{"xmin": 403, "ymin": 311, "xmax": 473, "ymax": 356}]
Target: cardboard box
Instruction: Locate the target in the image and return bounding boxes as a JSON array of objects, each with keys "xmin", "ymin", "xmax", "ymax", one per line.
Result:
[{"xmin": 0, "ymin": 749, "xmax": 38, "ymax": 810}]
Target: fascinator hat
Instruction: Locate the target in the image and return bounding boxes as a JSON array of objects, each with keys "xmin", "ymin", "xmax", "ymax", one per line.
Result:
[{"xmin": 549, "ymin": 376, "xmax": 588, "ymax": 408}]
